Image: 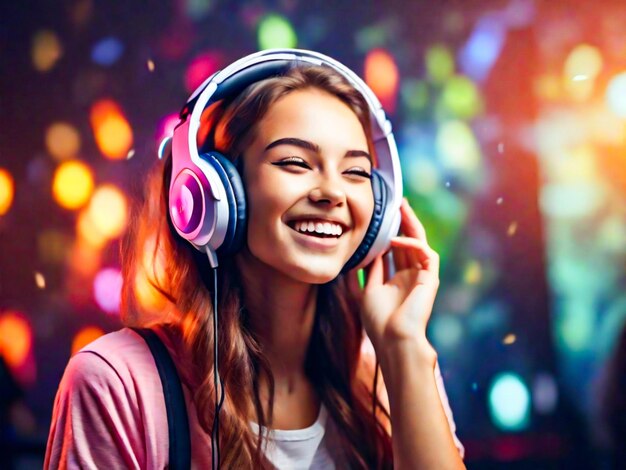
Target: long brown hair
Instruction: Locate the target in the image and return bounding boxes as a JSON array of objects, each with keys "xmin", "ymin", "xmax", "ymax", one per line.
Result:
[{"xmin": 121, "ymin": 63, "xmax": 393, "ymax": 468}]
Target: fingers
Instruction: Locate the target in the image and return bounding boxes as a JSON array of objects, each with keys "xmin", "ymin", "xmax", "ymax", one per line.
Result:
[
  {"xmin": 400, "ymin": 198, "xmax": 427, "ymax": 243},
  {"xmin": 364, "ymin": 253, "xmax": 384, "ymax": 290},
  {"xmin": 390, "ymin": 236, "xmax": 440, "ymax": 276}
]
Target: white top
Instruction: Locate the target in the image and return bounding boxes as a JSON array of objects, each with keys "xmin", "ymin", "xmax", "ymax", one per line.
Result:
[{"xmin": 250, "ymin": 405, "xmax": 341, "ymax": 469}]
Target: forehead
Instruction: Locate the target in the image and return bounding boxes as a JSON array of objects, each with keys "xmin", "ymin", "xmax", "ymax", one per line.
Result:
[{"xmin": 255, "ymin": 88, "xmax": 369, "ymax": 148}]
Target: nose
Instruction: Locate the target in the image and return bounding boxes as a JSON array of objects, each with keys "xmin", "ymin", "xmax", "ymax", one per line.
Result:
[{"xmin": 308, "ymin": 177, "xmax": 346, "ymax": 206}]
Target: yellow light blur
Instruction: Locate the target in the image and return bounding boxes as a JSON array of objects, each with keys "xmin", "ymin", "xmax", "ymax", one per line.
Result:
[
  {"xmin": 463, "ymin": 260, "xmax": 482, "ymax": 285},
  {"xmin": 564, "ymin": 44, "xmax": 603, "ymax": 102},
  {"xmin": 436, "ymin": 120, "xmax": 481, "ymax": 172},
  {"xmin": 46, "ymin": 122, "xmax": 81, "ymax": 161},
  {"xmin": 32, "ymin": 30, "xmax": 63, "ymax": 72},
  {"xmin": 0, "ymin": 312, "xmax": 31, "ymax": 368},
  {"xmin": 34, "ymin": 272, "xmax": 46, "ymax": 289},
  {"xmin": 90, "ymin": 100, "xmax": 133, "ymax": 160},
  {"xmin": 534, "ymin": 74, "xmax": 562, "ymax": 101},
  {"xmin": 76, "ymin": 208, "xmax": 108, "ymax": 249},
  {"xmin": 0, "ymin": 168, "xmax": 15, "ymax": 215},
  {"xmin": 425, "ymin": 44, "xmax": 455, "ymax": 83},
  {"xmin": 52, "ymin": 160, "xmax": 94, "ymax": 210},
  {"xmin": 364, "ymin": 49, "xmax": 399, "ymax": 113},
  {"xmin": 86, "ymin": 184, "xmax": 128, "ymax": 239},
  {"xmin": 71, "ymin": 326, "xmax": 105, "ymax": 355},
  {"xmin": 564, "ymin": 44, "xmax": 603, "ymax": 81}
]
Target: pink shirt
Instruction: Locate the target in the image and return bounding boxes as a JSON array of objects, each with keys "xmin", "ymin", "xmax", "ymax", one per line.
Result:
[{"xmin": 45, "ymin": 327, "xmax": 463, "ymax": 469}]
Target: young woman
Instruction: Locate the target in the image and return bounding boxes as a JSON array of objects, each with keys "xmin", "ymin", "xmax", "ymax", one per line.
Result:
[{"xmin": 45, "ymin": 50, "xmax": 465, "ymax": 469}]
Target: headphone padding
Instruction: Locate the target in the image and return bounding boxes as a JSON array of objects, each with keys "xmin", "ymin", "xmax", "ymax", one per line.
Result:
[
  {"xmin": 342, "ymin": 169, "xmax": 388, "ymax": 272},
  {"xmin": 203, "ymin": 152, "xmax": 247, "ymax": 255}
]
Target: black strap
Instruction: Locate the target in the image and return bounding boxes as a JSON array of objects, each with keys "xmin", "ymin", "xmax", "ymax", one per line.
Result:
[{"xmin": 131, "ymin": 327, "xmax": 191, "ymax": 469}]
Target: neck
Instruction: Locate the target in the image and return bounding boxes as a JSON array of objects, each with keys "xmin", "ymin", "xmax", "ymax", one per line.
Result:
[{"xmin": 235, "ymin": 248, "xmax": 318, "ymax": 383}]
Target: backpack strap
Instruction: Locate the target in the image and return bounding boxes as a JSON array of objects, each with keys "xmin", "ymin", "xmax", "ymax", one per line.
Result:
[{"xmin": 131, "ymin": 327, "xmax": 191, "ymax": 469}]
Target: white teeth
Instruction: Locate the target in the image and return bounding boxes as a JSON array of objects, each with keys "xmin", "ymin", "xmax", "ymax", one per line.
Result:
[{"xmin": 291, "ymin": 220, "xmax": 343, "ymax": 236}]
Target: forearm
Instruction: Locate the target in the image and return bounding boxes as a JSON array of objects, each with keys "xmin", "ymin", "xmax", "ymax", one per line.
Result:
[{"xmin": 379, "ymin": 338, "xmax": 465, "ymax": 470}]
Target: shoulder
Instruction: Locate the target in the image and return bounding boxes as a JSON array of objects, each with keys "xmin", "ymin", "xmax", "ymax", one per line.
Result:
[{"xmin": 61, "ymin": 327, "xmax": 161, "ymax": 398}]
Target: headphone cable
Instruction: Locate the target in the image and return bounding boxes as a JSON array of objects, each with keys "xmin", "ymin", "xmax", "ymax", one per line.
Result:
[{"xmin": 211, "ymin": 266, "xmax": 225, "ymax": 470}]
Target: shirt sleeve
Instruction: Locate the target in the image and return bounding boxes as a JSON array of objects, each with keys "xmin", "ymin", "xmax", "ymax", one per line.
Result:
[
  {"xmin": 44, "ymin": 351, "xmax": 146, "ymax": 470},
  {"xmin": 434, "ymin": 360, "xmax": 465, "ymax": 459}
]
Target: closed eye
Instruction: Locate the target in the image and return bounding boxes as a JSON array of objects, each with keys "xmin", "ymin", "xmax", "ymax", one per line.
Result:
[
  {"xmin": 271, "ymin": 156, "xmax": 311, "ymax": 169},
  {"xmin": 346, "ymin": 168, "xmax": 372, "ymax": 179}
]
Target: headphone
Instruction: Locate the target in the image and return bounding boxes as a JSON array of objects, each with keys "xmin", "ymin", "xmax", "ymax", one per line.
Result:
[{"xmin": 160, "ymin": 48, "xmax": 403, "ymax": 273}]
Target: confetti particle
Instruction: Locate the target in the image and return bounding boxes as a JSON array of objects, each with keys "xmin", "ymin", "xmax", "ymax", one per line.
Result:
[
  {"xmin": 572, "ymin": 74, "xmax": 588, "ymax": 81},
  {"xmin": 445, "ymin": 181, "xmax": 451, "ymax": 188},
  {"xmin": 127, "ymin": 149, "xmax": 135, "ymax": 159},
  {"xmin": 498, "ymin": 142, "xmax": 504, "ymax": 154},
  {"xmin": 471, "ymin": 382, "xmax": 478, "ymax": 391},
  {"xmin": 147, "ymin": 59, "xmax": 155, "ymax": 71},
  {"xmin": 35, "ymin": 272, "xmax": 46, "ymax": 289},
  {"xmin": 507, "ymin": 221, "xmax": 518, "ymax": 236},
  {"xmin": 497, "ymin": 197, "xmax": 504, "ymax": 205},
  {"xmin": 503, "ymin": 333, "xmax": 516, "ymax": 345}
]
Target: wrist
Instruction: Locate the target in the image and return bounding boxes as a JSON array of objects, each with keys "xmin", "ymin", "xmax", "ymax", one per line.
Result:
[{"xmin": 378, "ymin": 335, "xmax": 437, "ymax": 373}]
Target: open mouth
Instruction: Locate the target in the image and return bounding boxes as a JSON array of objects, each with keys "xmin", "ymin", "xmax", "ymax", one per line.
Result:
[{"xmin": 286, "ymin": 221, "xmax": 345, "ymax": 239}]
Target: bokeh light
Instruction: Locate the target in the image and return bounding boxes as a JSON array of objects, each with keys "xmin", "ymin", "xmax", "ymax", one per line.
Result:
[
  {"xmin": 90, "ymin": 99, "xmax": 134, "ymax": 159},
  {"xmin": 0, "ymin": 311, "xmax": 32, "ymax": 368},
  {"xmin": 257, "ymin": 14, "xmax": 297, "ymax": 50},
  {"xmin": 184, "ymin": 51, "xmax": 222, "ymax": 93},
  {"xmin": 91, "ymin": 36, "xmax": 124, "ymax": 66},
  {"xmin": 156, "ymin": 113, "xmax": 180, "ymax": 147},
  {"xmin": 86, "ymin": 184, "xmax": 128, "ymax": 239},
  {"xmin": 440, "ymin": 75, "xmax": 483, "ymax": 119},
  {"xmin": 533, "ymin": 373, "xmax": 559, "ymax": 414},
  {"xmin": 488, "ymin": 372, "xmax": 531, "ymax": 431},
  {"xmin": 71, "ymin": 326, "xmax": 105, "ymax": 355},
  {"xmin": 67, "ymin": 239, "xmax": 102, "ymax": 277},
  {"xmin": 605, "ymin": 71, "xmax": 626, "ymax": 118},
  {"xmin": 364, "ymin": 48, "xmax": 399, "ymax": 113},
  {"xmin": 76, "ymin": 208, "xmax": 108, "ymax": 249},
  {"xmin": 93, "ymin": 267, "xmax": 123, "ymax": 314},
  {"xmin": 52, "ymin": 160, "xmax": 95, "ymax": 210},
  {"xmin": 436, "ymin": 120, "xmax": 481, "ymax": 173},
  {"xmin": 0, "ymin": 168, "xmax": 15, "ymax": 215},
  {"xmin": 45, "ymin": 122, "xmax": 81, "ymax": 161},
  {"xmin": 31, "ymin": 30, "xmax": 63, "ymax": 72},
  {"xmin": 425, "ymin": 44, "xmax": 455, "ymax": 83}
]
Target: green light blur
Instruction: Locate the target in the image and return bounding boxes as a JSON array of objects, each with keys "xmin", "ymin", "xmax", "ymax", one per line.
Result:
[
  {"xmin": 440, "ymin": 75, "xmax": 483, "ymax": 119},
  {"xmin": 258, "ymin": 14, "xmax": 297, "ymax": 50},
  {"xmin": 425, "ymin": 44, "xmax": 454, "ymax": 83}
]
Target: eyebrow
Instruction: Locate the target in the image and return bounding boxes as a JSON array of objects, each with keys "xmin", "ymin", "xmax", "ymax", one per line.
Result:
[{"xmin": 264, "ymin": 137, "xmax": 372, "ymax": 164}]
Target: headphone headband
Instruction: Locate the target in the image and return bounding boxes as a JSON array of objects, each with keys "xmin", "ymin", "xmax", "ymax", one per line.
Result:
[{"xmin": 168, "ymin": 48, "xmax": 402, "ymax": 270}]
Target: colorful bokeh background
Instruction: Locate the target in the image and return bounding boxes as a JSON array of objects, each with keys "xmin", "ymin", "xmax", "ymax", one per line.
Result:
[{"xmin": 1, "ymin": 0, "xmax": 625, "ymax": 468}]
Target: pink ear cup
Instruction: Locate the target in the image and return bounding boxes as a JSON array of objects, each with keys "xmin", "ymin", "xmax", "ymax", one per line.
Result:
[{"xmin": 169, "ymin": 170, "xmax": 206, "ymax": 235}]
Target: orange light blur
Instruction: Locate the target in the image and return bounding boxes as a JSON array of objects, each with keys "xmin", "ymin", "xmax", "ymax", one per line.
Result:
[
  {"xmin": 0, "ymin": 311, "xmax": 32, "ymax": 368},
  {"xmin": 0, "ymin": 168, "xmax": 15, "ymax": 215},
  {"xmin": 46, "ymin": 122, "xmax": 81, "ymax": 161},
  {"xmin": 67, "ymin": 239, "xmax": 102, "ymax": 277},
  {"xmin": 364, "ymin": 49, "xmax": 399, "ymax": 113},
  {"xmin": 76, "ymin": 208, "xmax": 108, "ymax": 249},
  {"xmin": 90, "ymin": 99, "xmax": 133, "ymax": 160},
  {"xmin": 71, "ymin": 326, "xmax": 105, "ymax": 355},
  {"xmin": 52, "ymin": 160, "xmax": 94, "ymax": 210}
]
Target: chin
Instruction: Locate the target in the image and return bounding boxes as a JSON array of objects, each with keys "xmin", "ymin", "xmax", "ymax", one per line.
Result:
[{"xmin": 274, "ymin": 256, "xmax": 343, "ymax": 284}]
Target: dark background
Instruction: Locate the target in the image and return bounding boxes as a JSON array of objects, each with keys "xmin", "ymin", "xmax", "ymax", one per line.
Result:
[{"xmin": 1, "ymin": 0, "xmax": 625, "ymax": 468}]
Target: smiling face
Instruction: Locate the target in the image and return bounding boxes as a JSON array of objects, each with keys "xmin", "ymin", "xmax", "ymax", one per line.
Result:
[{"xmin": 236, "ymin": 87, "xmax": 375, "ymax": 283}]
